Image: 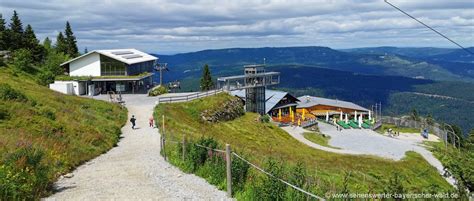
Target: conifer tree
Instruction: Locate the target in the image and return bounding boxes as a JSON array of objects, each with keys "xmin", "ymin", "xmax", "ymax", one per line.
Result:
[
  {"xmin": 200, "ymin": 64, "xmax": 214, "ymax": 91},
  {"xmin": 8, "ymin": 10, "xmax": 24, "ymax": 50},
  {"xmin": 0, "ymin": 14, "xmax": 6, "ymax": 50},
  {"xmin": 43, "ymin": 37, "xmax": 52, "ymax": 51},
  {"xmin": 24, "ymin": 24, "xmax": 45, "ymax": 62},
  {"xmin": 56, "ymin": 32, "xmax": 67, "ymax": 55},
  {"xmin": 64, "ymin": 21, "xmax": 78, "ymax": 57}
]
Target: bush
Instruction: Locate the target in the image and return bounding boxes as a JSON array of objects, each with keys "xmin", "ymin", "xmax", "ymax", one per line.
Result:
[
  {"xmin": 259, "ymin": 114, "xmax": 270, "ymax": 123},
  {"xmin": 0, "ymin": 105, "xmax": 8, "ymax": 120},
  {"xmin": 384, "ymin": 172, "xmax": 405, "ymax": 196},
  {"xmin": 286, "ymin": 161, "xmax": 308, "ymax": 200},
  {"xmin": 36, "ymin": 70, "xmax": 56, "ymax": 86},
  {"xmin": 37, "ymin": 106, "xmax": 56, "ymax": 120},
  {"xmin": 0, "ymin": 146, "xmax": 49, "ymax": 200},
  {"xmin": 0, "ymin": 83, "xmax": 27, "ymax": 101},
  {"xmin": 12, "ymin": 49, "xmax": 33, "ymax": 73},
  {"xmin": 148, "ymin": 85, "xmax": 168, "ymax": 96},
  {"xmin": 258, "ymin": 158, "xmax": 287, "ymax": 200}
]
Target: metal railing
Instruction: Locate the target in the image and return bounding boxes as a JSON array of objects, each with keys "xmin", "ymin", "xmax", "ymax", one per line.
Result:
[{"xmin": 157, "ymin": 89, "xmax": 224, "ymax": 103}]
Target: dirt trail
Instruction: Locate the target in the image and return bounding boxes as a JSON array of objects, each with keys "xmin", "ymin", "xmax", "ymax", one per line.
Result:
[{"xmin": 46, "ymin": 95, "xmax": 229, "ymax": 200}]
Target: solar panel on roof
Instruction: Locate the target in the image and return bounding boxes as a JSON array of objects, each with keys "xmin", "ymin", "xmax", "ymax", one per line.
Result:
[
  {"xmin": 122, "ymin": 54, "xmax": 143, "ymax": 59},
  {"xmin": 111, "ymin": 51, "xmax": 133, "ymax": 55}
]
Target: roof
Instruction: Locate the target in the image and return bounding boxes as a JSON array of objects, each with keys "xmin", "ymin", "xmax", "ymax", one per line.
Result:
[
  {"xmin": 296, "ymin": 96, "xmax": 369, "ymax": 111},
  {"xmin": 60, "ymin": 49, "xmax": 158, "ymax": 66},
  {"xmin": 230, "ymin": 89, "xmax": 296, "ymax": 114}
]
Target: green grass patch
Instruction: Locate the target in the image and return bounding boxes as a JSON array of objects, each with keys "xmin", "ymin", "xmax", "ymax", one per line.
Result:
[
  {"xmin": 155, "ymin": 93, "xmax": 454, "ymax": 198},
  {"xmin": 0, "ymin": 68, "xmax": 127, "ymax": 199},
  {"xmin": 303, "ymin": 132, "xmax": 340, "ymax": 149}
]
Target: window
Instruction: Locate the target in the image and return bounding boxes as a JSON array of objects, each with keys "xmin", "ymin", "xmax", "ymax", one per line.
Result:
[{"xmin": 100, "ymin": 55, "xmax": 127, "ymax": 76}]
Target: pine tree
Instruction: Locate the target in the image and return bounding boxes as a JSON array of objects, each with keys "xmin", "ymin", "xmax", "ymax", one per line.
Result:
[
  {"xmin": 43, "ymin": 37, "xmax": 52, "ymax": 51},
  {"xmin": 24, "ymin": 24, "xmax": 45, "ymax": 62},
  {"xmin": 8, "ymin": 10, "xmax": 24, "ymax": 50},
  {"xmin": 0, "ymin": 14, "xmax": 6, "ymax": 50},
  {"xmin": 64, "ymin": 21, "xmax": 78, "ymax": 57},
  {"xmin": 56, "ymin": 32, "xmax": 67, "ymax": 55},
  {"xmin": 200, "ymin": 64, "xmax": 214, "ymax": 91}
]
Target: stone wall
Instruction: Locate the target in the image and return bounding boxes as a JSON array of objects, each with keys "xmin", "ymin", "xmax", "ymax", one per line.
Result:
[
  {"xmin": 382, "ymin": 116, "xmax": 446, "ymax": 138},
  {"xmin": 201, "ymin": 98, "xmax": 244, "ymax": 123}
]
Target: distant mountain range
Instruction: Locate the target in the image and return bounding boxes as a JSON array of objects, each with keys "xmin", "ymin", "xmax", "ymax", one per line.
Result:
[
  {"xmin": 152, "ymin": 46, "xmax": 474, "ymax": 133},
  {"xmin": 156, "ymin": 46, "xmax": 474, "ymax": 83}
]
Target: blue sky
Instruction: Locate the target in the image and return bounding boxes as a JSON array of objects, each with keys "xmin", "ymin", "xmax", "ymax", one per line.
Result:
[{"xmin": 1, "ymin": 0, "xmax": 473, "ymax": 54}]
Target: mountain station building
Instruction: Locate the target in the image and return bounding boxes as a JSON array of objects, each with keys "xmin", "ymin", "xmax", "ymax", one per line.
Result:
[
  {"xmin": 296, "ymin": 95, "xmax": 370, "ymax": 121},
  {"xmin": 49, "ymin": 49, "xmax": 157, "ymax": 95},
  {"xmin": 230, "ymin": 89, "xmax": 299, "ymax": 120}
]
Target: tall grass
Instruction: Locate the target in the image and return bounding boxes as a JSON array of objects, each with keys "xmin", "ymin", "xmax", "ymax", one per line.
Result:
[{"xmin": 0, "ymin": 68, "xmax": 127, "ymax": 199}]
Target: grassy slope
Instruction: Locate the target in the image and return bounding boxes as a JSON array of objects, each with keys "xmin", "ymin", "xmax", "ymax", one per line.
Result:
[
  {"xmin": 303, "ymin": 132, "xmax": 340, "ymax": 149},
  {"xmin": 155, "ymin": 93, "xmax": 453, "ymax": 194},
  {"xmin": 0, "ymin": 68, "xmax": 127, "ymax": 198}
]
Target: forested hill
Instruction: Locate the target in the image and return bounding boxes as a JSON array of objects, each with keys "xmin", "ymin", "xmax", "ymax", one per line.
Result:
[
  {"xmin": 153, "ymin": 46, "xmax": 474, "ymax": 133},
  {"xmin": 155, "ymin": 46, "xmax": 474, "ymax": 83}
]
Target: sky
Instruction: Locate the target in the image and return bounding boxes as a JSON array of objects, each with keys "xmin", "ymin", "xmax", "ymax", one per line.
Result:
[{"xmin": 1, "ymin": 0, "xmax": 473, "ymax": 54}]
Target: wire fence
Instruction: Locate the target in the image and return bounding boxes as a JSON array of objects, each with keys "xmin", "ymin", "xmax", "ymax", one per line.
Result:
[
  {"xmin": 232, "ymin": 152, "xmax": 325, "ymax": 200},
  {"xmin": 161, "ymin": 137, "xmax": 325, "ymax": 200}
]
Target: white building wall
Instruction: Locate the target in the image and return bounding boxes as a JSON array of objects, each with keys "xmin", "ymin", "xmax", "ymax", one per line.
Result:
[
  {"xmin": 49, "ymin": 82, "xmax": 73, "ymax": 95},
  {"xmin": 49, "ymin": 81, "xmax": 85, "ymax": 95},
  {"xmin": 69, "ymin": 53, "xmax": 101, "ymax": 76}
]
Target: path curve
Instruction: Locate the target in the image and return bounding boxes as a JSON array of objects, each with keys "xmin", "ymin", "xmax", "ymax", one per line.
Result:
[
  {"xmin": 46, "ymin": 95, "xmax": 230, "ymax": 200},
  {"xmin": 282, "ymin": 123, "xmax": 456, "ymax": 186}
]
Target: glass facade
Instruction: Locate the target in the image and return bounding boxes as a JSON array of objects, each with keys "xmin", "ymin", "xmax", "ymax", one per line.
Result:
[
  {"xmin": 100, "ymin": 55, "xmax": 127, "ymax": 76},
  {"xmin": 127, "ymin": 60, "xmax": 154, "ymax": 75}
]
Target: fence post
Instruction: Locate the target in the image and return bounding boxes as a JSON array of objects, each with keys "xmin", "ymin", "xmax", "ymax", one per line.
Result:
[
  {"xmin": 226, "ymin": 144, "xmax": 232, "ymax": 198},
  {"xmin": 162, "ymin": 115, "xmax": 167, "ymax": 161},
  {"xmin": 182, "ymin": 134, "xmax": 186, "ymax": 161}
]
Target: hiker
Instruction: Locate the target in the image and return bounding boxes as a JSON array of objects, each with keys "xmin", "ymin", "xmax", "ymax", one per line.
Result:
[
  {"xmin": 130, "ymin": 115, "xmax": 136, "ymax": 129},
  {"xmin": 149, "ymin": 116, "xmax": 154, "ymax": 128}
]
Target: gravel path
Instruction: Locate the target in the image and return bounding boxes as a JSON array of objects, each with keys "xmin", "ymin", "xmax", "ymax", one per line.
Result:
[
  {"xmin": 46, "ymin": 95, "xmax": 230, "ymax": 200},
  {"xmin": 283, "ymin": 122, "xmax": 456, "ymax": 186}
]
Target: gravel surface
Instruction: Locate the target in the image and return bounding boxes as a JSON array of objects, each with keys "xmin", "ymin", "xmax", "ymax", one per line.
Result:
[
  {"xmin": 46, "ymin": 94, "xmax": 230, "ymax": 200},
  {"xmin": 284, "ymin": 122, "xmax": 456, "ymax": 186}
]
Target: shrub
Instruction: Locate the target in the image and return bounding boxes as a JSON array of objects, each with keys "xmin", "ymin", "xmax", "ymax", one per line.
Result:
[
  {"xmin": 384, "ymin": 172, "xmax": 405, "ymax": 196},
  {"xmin": 286, "ymin": 161, "xmax": 308, "ymax": 200},
  {"xmin": 231, "ymin": 153, "xmax": 250, "ymax": 193},
  {"xmin": 12, "ymin": 49, "xmax": 33, "ymax": 73},
  {"xmin": 36, "ymin": 70, "xmax": 56, "ymax": 86},
  {"xmin": 0, "ymin": 146, "xmax": 49, "ymax": 200},
  {"xmin": 37, "ymin": 106, "xmax": 56, "ymax": 120},
  {"xmin": 0, "ymin": 105, "xmax": 8, "ymax": 120},
  {"xmin": 0, "ymin": 83, "xmax": 27, "ymax": 101},
  {"xmin": 259, "ymin": 114, "xmax": 270, "ymax": 123},
  {"xmin": 148, "ymin": 85, "xmax": 168, "ymax": 96},
  {"xmin": 258, "ymin": 158, "xmax": 287, "ymax": 200}
]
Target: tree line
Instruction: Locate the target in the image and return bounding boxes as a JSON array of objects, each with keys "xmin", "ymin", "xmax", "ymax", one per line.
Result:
[{"xmin": 0, "ymin": 10, "xmax": 80, "ymax": 85}]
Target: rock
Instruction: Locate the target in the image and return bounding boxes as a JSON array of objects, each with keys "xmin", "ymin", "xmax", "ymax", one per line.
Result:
[
  {"xmin": 201, "ymin": 98, "xmax": 244, "ymax": 123},
  {"xmin": 64, "ymin": 173, "xmax": 74, "ymax": 178}
]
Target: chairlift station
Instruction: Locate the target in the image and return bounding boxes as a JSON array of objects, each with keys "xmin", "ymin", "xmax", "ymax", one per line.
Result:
[{"xmin": 217, "ymin": 64, "xmax": 280, "ymax": 115}]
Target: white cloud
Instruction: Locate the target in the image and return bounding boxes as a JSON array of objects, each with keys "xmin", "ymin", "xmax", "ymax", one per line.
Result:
[{"xmin": 0, "ymin": 0, "xmax": 472, "ymax": 53}]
